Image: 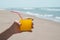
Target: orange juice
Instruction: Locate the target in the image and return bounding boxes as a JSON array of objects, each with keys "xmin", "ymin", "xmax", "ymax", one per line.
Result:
[{"xmin": 19, "ymin": 19, "xmax": 33, "ymax": 32}]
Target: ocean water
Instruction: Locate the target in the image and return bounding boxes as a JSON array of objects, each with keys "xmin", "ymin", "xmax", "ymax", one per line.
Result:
[{"xmin": 7, "ymin": 7, "xmax": 60, "ymax": 22}]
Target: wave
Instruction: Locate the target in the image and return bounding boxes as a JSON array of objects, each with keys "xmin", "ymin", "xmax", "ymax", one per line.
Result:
[
  {"xmin": 25, "ymin": 11, "xmax": 60, "ymax": 22},
  {"xmin": 40, "ymin": 8, "xmax": 60, "ymax": 11},
  {"xmin": 25, "ymin": 12, "xmax": 53, "ymax": 18},
  {"xmin": 55, "ymin": 17, "xmax": 60, "ymax": 19},
  {"xmin": 23, "ymin": 8, "xmax": 33, "ymax": 10},
  {"xmin": 26, "ymin": 12, "xmax": 35, "ymax": 15},
  {"xmin": 40, "ymin": 14, "xmax": 53, "ymax": 17},
  {"xmin": 9, "ymin": 10, "xmax": 60, "ymax": 22},
  {"xmin": 46, "ymin": 8, "xmax": 60, "ymax": 11},
  {"xmin": 26, "ymin": 11, "xmax": 53, "ymax": 17}
]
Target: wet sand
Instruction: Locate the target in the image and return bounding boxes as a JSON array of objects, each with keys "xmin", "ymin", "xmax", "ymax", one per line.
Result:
[{"xmin": 0, "ymin": 10, "xmax": 60, "ymax": 40}]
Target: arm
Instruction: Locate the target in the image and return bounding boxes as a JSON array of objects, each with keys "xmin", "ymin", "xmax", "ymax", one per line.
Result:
[
  {"xmin": 0, "ymin": 27, "xmax": 14, "ymax": 40},
  {"xmin": 0, "ymin": 21, "xmax": 20, "ymax": 40}
]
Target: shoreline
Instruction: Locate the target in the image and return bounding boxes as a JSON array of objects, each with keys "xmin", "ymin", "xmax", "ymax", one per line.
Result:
[
  {"xmin": 10, "ymin": 10, "xmax": 60, "ymax": 23},
  {"xmin": 1, "ymin": 9, "xmax": 60, "ymax": 23}
]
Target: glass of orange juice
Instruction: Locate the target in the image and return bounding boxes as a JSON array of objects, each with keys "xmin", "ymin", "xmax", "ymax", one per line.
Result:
[{"xmin": 19, "ymin": 18, "xmax": 33, "ymax": 32}]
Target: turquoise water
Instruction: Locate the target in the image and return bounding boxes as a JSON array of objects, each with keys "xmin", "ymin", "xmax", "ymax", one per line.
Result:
[{"xmin": 7, "ymin": 7, "xmax": 60, "ymax": 22}]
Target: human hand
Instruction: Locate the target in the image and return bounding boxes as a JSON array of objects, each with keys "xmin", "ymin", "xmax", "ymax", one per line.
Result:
[{"xmin": 10, "ymin": 20, "xmax": 21, "ymax": 34}]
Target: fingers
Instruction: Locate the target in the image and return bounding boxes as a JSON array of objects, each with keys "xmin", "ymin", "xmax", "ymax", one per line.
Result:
[{"xmin": 14, "ymin": 20, "xmax": 20, "ymax": 25}]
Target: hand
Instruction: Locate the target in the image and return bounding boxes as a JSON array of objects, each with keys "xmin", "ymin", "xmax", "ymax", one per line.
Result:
[{"xmin": 10, "ymin": 20, "xmax": 21, "ymax": 34}]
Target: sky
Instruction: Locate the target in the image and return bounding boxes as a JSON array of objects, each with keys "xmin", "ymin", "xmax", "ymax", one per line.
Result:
[{"xmin": 0, "ymin": 0, "xmax": 60, "ymax": 8}]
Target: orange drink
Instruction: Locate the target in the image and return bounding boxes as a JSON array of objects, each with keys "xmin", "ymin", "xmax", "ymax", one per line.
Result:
[{"xmin": 19, "ymin": 18, "xmax": 33, "ymax": 32}]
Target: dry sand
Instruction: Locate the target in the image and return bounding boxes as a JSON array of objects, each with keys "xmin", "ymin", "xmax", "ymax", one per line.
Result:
[{"xmin": 0, "ymin": 10, "xmax": 60, "ymax": 40}]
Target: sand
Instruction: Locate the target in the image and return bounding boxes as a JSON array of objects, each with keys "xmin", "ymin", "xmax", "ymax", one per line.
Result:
[{"xmin": 0, "ymin": 10, "xmax": 60, "ymax": 40}]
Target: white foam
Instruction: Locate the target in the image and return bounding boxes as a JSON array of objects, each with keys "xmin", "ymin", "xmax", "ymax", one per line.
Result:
[
  {"xmin": 25, "ymin": 11, "xmax": 53, "ymax": 18},
  {"xmin": 55, "ymin": 16, "xmax": 60, "ymax": 19},
  {"xmin": 26, "ymin": 12, "xmax": 34, "ymax": 15},
  {"xmin": 35, "ymin": 14, "xmax": 60, "ymax": 22},
  {"xmin": 23, "ymin": 8, "xmax": 33, "ymax": 10},
  {"xmin": 46, "ymin": 8, "xmax": 60, "ymax": 11},
  {"xmin": 33, "ymin": 13, "xmax": 40, "ymax": 16},
  {"xmin": 39, "ymin": 14, "xmax": 53, "ymax": 18},
  {"xmin": 44, "ymin": 14, "xmax": 53, "ymax": 17},
  {"xmin": 51, "ymin": 18, "xmax": 60, "ymax": 22},
  {"xmin": 41, "ymin": 8, "xmax": 60, "ymax": 11},
  {"xmin": 25, "ymin": 12, "xmax": 54, "ymax": 20}
]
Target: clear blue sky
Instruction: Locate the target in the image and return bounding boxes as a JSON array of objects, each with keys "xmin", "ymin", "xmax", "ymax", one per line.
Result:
[{"xmin": 0, "ymin": 0, "xmax": 60, "ymax": 8}]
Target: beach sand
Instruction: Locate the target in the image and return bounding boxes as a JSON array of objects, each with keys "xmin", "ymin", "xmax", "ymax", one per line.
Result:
[{"xmin": 0, "ymin": 10, "xmax": 60, "ymax": 40}]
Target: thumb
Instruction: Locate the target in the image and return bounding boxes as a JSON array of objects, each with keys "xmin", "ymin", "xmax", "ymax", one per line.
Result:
[{"xmin": 14, "ymin": 20, "xmax": 20, "ymax": 25}]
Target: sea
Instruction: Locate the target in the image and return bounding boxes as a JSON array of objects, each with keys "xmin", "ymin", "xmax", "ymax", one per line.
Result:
[{"xmin": 6, "ymin": 7, "xmax": 60, "ymax": 23}]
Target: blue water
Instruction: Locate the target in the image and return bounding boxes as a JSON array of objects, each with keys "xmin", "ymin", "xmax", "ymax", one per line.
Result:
[{"xmin": 7, "ymin": 7, "xmax": 60, "ymax": 22}]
